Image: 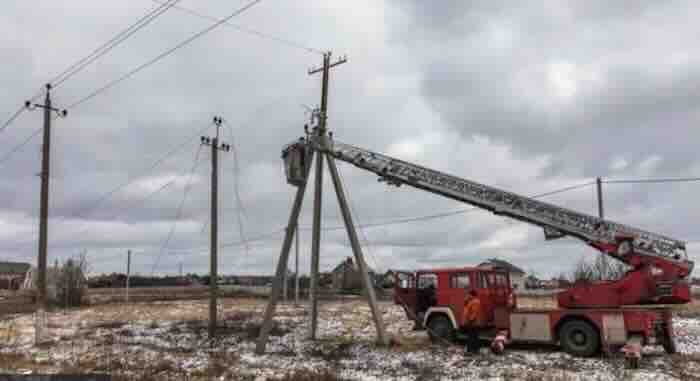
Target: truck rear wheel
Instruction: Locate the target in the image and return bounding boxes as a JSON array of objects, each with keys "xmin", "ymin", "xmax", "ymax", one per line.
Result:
[
  {"xmin": 559, "ymin": 320, "xmax": 600, "ymax": 357},
  {"xmin": 427, "ymin": 315, "xmax": 454, "ymax": 344}
]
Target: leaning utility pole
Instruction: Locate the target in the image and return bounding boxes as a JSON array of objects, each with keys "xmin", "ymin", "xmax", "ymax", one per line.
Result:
[
  {"xmin": 282, "ymin": 228, "xmax": 289, "ymax": 302},
  {"xmin": 201, "ymin": 116, "xmax": 231, "ymax": 340},
  {"xmin": 256, "ymin": 52, "xmax": 388, "ymax": 354},
  {"xmin": 294, "ymin": 228, "xmax": 300, "ymax": 305},
  {"xmin": 25, "ymin": 84, "xmax": 67, "ymax": 345}
]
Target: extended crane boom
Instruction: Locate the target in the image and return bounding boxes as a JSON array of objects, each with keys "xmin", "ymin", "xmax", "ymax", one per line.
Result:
[{"xmin": 283, "ymin": 135, "xmax": 694, "ymax": 307}]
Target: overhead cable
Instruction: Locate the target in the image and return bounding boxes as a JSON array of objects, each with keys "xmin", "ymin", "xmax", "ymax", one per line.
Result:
[
  {"xmin": 223, "ymin": 120, "xmax": 249, "ymax": 255},
  {"xmin": 51, "ymin": 0, "xmax": 181, "ymax": 88},
  {"xmin": 151, "ymin": 145, "xmax": 204, "ymax": 274},
  {"xmin": 2, "ymin": 1, "xmax": 179, "ymax": 135},
  {"xmin": 0, "ymin": 106, "xmax": 27, "ymax": 134},
  {"xmin": 603, "ymin": 177, "xmax": 700, "ymax": 184},
  {"xmin": 67, "ymin": 123, "xmax": 212, "ymax": 221},
  {"xmin": 305, "ymin": 179, "xmax": 597, "ymax": 231},
  {"xmin": 11, "ymin": 143, "xmax": 209, "ymax": 253},
  {"xmin": 0, "ymin": 128, "xmax": 42, "ymax": 166},
  {"xmin": 150, "ymin": 0, "xmax": 324, "ymax": 55},
  {"xmin": 66, "ymin": 0, "xmax": 264, "ymax": 110}
]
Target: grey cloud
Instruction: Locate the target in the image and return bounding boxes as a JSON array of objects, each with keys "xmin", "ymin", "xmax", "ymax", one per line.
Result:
[{"xmin": 1, "ymin": 1, "xmax": 697, "ymax": 279}]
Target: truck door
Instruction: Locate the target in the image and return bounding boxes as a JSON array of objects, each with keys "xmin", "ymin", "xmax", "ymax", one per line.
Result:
[
  {"xmin": 491, "ymin": 272, "xmax": 510, "ymax": 308},
  {"xmin": 477, "ymin": 272, "xmax": 495, "ymax": 326},
  {"xmin": 445, "ymin": 272, "xmax": 470, "ymax": 327},
  {"xmin": 394, "ymin": 271, "xmax": 416, "ymax": 320}
]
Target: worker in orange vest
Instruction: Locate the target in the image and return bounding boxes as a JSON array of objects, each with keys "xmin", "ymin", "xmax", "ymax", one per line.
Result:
[{"xmin": 463, "ymin": 289, "xmax": 482, "ymax": 355}]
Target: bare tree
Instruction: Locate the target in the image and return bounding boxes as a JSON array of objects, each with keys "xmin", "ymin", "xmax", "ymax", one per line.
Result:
[{"xmin": 55, "ymin": 253, "xmax": 87, "ymax": 307}]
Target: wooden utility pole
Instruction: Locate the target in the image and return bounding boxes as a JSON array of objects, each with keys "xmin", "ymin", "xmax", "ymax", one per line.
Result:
[
  {"xmin": 25, "ymin": 84, "xmax": 66, "ymax": 345},
  {"xmin": 126, "ymin": 250, "xmax": 131, "ymax": 304},
  {"xmin": 201, "ymin": 116, "xmax": 231, "ymax": 340}
]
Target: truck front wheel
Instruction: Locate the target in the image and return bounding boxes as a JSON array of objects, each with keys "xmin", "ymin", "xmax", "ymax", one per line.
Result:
[
  {"xmin": 427, "ymin": 315, "xmax": 454, "ymax": 344},
  {"xmin": 559, "ymin": 320, "xmax": 600, "ymax": 357}
]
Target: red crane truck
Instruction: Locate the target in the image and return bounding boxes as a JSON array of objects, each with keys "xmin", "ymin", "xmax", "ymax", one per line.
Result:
[{"xmin": 282, "ymin": 136, "xmax": 694, "ymax": 366}]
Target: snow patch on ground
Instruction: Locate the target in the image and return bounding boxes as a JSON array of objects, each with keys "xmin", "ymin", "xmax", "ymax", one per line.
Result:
[{"xmin": 0, "ymin": 299, "xmax": 699, "ymax": 380}]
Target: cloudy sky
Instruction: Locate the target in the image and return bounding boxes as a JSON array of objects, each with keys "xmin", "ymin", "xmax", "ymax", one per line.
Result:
[{"xmin": 1, "ymin": 0, "xmax": 698, "ymax": 278}]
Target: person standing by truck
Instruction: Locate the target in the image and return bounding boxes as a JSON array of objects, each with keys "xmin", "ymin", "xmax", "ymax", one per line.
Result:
[{"xmin": 463, "ymin": 289, "xmax": 482, "ymax": 355}]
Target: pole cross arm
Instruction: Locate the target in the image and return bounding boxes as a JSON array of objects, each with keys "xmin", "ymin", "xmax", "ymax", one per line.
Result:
[
  {"xmin": 200, "ymin": 136, "xmax": 231, "ymax": 151},
  {"xmin": 308, "ymin": 56, "xmax": 348, "ymax": 75}
]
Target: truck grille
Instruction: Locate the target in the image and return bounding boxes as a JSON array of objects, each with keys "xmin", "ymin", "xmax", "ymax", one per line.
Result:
[{"xmin": 656, "ymin": 281, "xmax": 674, "ymax": 297}]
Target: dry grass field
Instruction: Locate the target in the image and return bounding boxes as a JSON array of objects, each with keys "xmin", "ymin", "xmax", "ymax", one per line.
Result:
[{"xmin": 0, "ymin": 295, "xmax": 699, "ymax": 380}]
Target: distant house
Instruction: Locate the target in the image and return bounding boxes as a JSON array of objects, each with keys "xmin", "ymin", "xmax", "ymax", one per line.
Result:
[
  {"xmin": 0, "ymin": 262, "xmax": 31, "ymax": 291},
  {"xmin": 233, "ymin": 275, "xmax": 274, "ymax": 287},
  {"xmin": 525, "ymin": 274, "xmax": 540, "ymax": 289},
  {"xmin": 378, "ymin": 270, "xmax": 397, "ymax": 289},
  {"xmin": 478, "ymin": 258, "xmax": 526, "ymax": 290},
  {"xmin": 330, "ymin": 257, "xmax": 376, "ymax": 290}
]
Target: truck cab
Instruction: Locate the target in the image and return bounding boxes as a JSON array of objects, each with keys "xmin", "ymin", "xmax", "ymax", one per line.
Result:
[{"xmin": 394, "ymin": 267, "xmax": 514, "ymax": 342}]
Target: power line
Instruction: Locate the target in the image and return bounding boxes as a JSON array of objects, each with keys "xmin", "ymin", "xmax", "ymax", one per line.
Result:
[
  {"xmin": 529, "ymin": 180, "xmax": 596, "ymax": 198},
  {"xmin": 151, "ymin": 145, "xmax": 204, "ymax": 274},
  {"xmin": 0, "ymin": 128, "xmax": 42, "ymax": 166},
  {"xmin": 9, "ymin": 148, "xmax": 210, "ymax": 255},
  {"xmin": 67, "ymin": 123, "xmax": 212, "ymax": 221},
  {"xmin": 46, "ymin": 168, "xmax": 185, "ymax": 250},
  {"xmin": 336, "ymin": 160, "xmax": 383, "ymax": 272},
  {"xmin": 2, "ymin": 1, "xmax": 179, "ymax": 136},
  {"xmin": 51, "ymin": 0, "xmax": 181, "ymax": 88},
  {"xmin": 603, "ymin": 177, "xmax": 700, "ymax": 184},
  {"xmin": 66, "ymin": 0, "xmax": 264, "ymax": 110},
  {"xmin": 301, "ymin": 179, "xmax": 596, "ymax": 231},
  {"xmin": 150, "ymin": 0, "xmax": 324, "ymax": 55},
  {"xmin": 222, "ymin": 119, "xmax": 249, "ymax": 256},
  {"xmin": 9, "ymin": 122, "xmax": 212, "ymax": 255},
  {"xmin": 141, "ymin": 228, "xmax": 286, "ymax": 257},
  {"xmin": 0, "ymin": 106, "xmax": 27, "ymax": 134},
  {"xmin": 165, "ymin": 180, "xmax": 600, "ymax": 255},
  {"xmin": 220, "ymin": 228, "xmax": 285, "ymax": 248}
]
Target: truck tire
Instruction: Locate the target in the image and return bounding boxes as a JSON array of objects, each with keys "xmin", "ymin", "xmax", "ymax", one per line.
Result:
[
  {"xmin": 427, "ymin": 315, "xmax": 454, "ymax": 344},
  {"xmin": 559, "ymin": 320, "xmax": 600, "ymax": 357}
]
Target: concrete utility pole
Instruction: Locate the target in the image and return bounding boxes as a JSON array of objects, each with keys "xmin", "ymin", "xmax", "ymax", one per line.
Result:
[
  {"xmin": 126, "ymin": 250, "xmax": 131, "ymax": 304},
  {"xmin": 201, "ymin": 116, "xmax": 231, "ymax": 340},
  {"xmin": 257, "ymin": 52, "xmax": 387, "ymax": 353},
  {"xmin": 595, "ymin": 177, "xmax": 610, "ymax": 278},
  {"xmin": 596, "ymin": 177, "xmax": 604, "ymax": 219},
  {"xmin": 255, "ymin": 150, "xmax": 314, "ymax": 354},
  {"xmin": 282, "ymin": 230, "xmax": 288, "ymax": 302},
  {"xmin": 25, "ymin": 84, "xmax": 67, "ymax": 345},
  {"xmin": 294, "ymin": 228, "xmax": 300, "ymax": 305},
  {"xmin": 325, "ymin": 155, "xmax": 387, "ymax": 344},
  {"xmin": 308, "ymin": 52, "xmax": 346, "ymax": 340}
]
